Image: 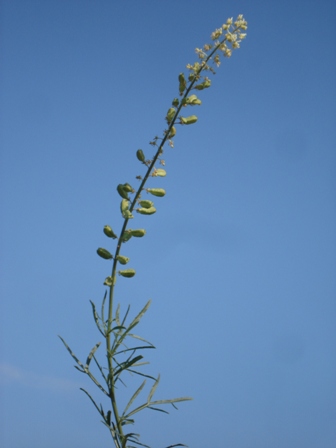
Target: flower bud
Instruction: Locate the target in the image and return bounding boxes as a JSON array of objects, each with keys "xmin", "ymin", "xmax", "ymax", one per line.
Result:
[
  {"xmin": 119, "ymin": 269, "xmax": 136, "ymax": 278},
  {"xmin": 103, "ymin": 225, "xmax": 118, "ymax": 239},
  {"xmin": 152, "ymin": 168, "xmax": 166, "ymax": 177},
  {"xmin": 168, "ymin": 126, "xmax": 176, "ymax": 138},
  {"xmin": 172, "ymin": 98, "xmax": 179, "ymax": 107},
  {"xmin": 116, "ymin": 255, "xmax": 130, "ymax": 265},
  {"xmin": 136, "ymin": 149, "xmax": 145, "ymax": 162},
  {"xmin": 137, "ymin": 206, "xmax": 157, "ymax": 215},
  {"xmin": 194, "ymin": 78, "xmax": 211, "ymax": 90},
  {"xmin": 97, "ymin": 248, "xmax": 113, "ymax": 260},
  {"xmin": 166, "ymin": 108, "xmax": 176, "ymax": 124},
  {"xmin": 130, "ymin": 229, "xmax": 146, "ymax": 237},
  {"xmin": 180, "ymin": 115, "xmax": 198, "ymax": 125},
  {"xmin": 178, "ymin": 73, "xmax": 187, "ymax": 96},
  {"xmin": 122, "ymin": 183, "xmax": 133, "ymax": 193},
  {"xmin": 187, "ymin": 94, "xmax": 202, "ymax": 105},
  {"xmin": 139, "ymin": 200, "xmax": 154, "ymax": 209},
  {"xmin": 104, "ymin": 276, "xmax": 116, "ymax": 286},
  {"xmin": 117, "ymin": 184, "xmax": 129, "ymax": 199},
  {"xmin": 120, "ymin": 199, "xmax": 133, "ymax": 219},
  {"xmin": 121, "ymin": 230, "xmax": 132, "ymax": 242},
  {"xmin": 147, "ymin": 188, "xmax": 166, "ymax": 197}
]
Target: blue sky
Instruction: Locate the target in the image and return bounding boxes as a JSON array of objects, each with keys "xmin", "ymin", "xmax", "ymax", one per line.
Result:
[{"xmin": 1, "ymin": 1, "xmax": 335, "ymax": 447}]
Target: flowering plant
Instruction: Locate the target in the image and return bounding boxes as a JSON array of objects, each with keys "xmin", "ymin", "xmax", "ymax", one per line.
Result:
[{"xmin": 60, "ymin": 14, "xmax": 248, "ymax": 448}]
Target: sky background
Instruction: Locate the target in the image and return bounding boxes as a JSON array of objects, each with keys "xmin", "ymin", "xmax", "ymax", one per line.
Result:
[{"xmin": 0, "ymin": 1, "xmax": 335, "ymax": 447}]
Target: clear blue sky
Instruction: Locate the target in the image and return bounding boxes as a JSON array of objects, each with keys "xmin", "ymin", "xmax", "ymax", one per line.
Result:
[{"xmin": 1, "ymin": 1, "xmax": 335, "ymax": 447}]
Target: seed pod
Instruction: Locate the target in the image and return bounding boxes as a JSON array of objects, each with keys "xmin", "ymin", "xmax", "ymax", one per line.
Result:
[
  {"xmin": 188, "ymin": 73, "xmax": 196, "ymax": 81},
  {"xmin": 116, "ymin": 255, "xmax": 130, "ymax": 265},
  {"xmin": 136, "ymin": 149, "xmax": 145, "ymax": 162},
  {"xmin": 178, "ymin": 73, "xmax": 187, "ymax": 96},
  {"xmin": 121, "ymin": 230, "xmax": 132, "ymax": 243},
  {"xmin": 130, "ymin": 229, "xmax": 146, "ymax": 237},
  {"xmin": 120, "ymin": 199, "xmax": 133, "ymax": 219},
  {"xmin": 180, "ymin": 115, "xmax": 198, "ymax": 125},
  {"xmin": 137, "ymin": 206, "xmax": 157, "ymax": 215},
  {"xmin": 168, "ymin": 126, "xmax": 176, "ymax": 138},
  {"xmin": 139, "ymin": 200, "xmax": 154, "ymax": 209},
  {"xmin": 147, "ymin": 188, "xmax": 166, "ymax": 197},
  {"xmin": 103, "ymin": 225, "xmax": 118, "ymax": 239},
  {"xmin": 123, "ymin": 183, "xmax": 133, "ymax": 193},
  {"xmin": 97, "ymin": 248, "xmax": 113, "ymax": 260},
  {"xmin": 104, "ymin": 276, "xmax": 116, "ymax": 286},
  {"xmin": 117, "ymin": 184, "xmax": 129, "ymax": 199},
  {"xmin": 119, "ymin": 269, "xmax": 136, "ymax": 278},
  {"xmin": 152, "ymin": 168, "xmax": 166, "ymax": 177},
  {"xmin": 194, "ymin": 78, "xmax": 211, "ymax": 90},
  {"xmin": 172, "ymin": 98, "xmax": 179, "ymax": 107},
  {"xmin": 166, "ymin": 107, "xmax": 176, "ymax": 124}
]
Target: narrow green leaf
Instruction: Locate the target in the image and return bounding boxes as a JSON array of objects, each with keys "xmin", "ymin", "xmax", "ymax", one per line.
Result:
[
  {"xmin": 93, "ymin": 355, "xmax": 108, "ymax": 384},
  {"xmin": 148, "ymin": 374, "xmax": 160, "ymax": 402},
  {"xmin": 101, "ymin": 290, "xmax": 107, "ymax": 325},
  {"xmin": 85, "ymin": 342, "xmax": 101, "ymax": 369},
  {"xmin": 80, "ymin": 388, "xmax": 103, "ymax": 416},
  {"xmin": 126, "ymin": 368, "xmax": 157, "ymax": 382},
  {"xmin": 58, "ymin": 336, "xmax": 85, "ymax": 370},
  {"xmin": 122, "ymin": 380, "xmax": 146, "ymax": 416},
  {"xmin": 115, "ymin": 303, "xmax": 121, "ymax": 327},
  {"xmin": 114, "ymin": 345, "xmax": 155, "ymax": 357},
  {"xmin": 90, "ymin": 301, "xmax": 105, "ymax": 336}
]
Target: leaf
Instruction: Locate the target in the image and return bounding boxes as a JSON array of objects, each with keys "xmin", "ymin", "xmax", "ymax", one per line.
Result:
[
  {"xmin": 58, "ymin": 336, "xmax": 85, "ymax": 370},
  {"xmin": 101, "ymin": 290, "xmax": 107, "ymax": 325},
  {"xmin": 90, "ymin": 301, "xmax": 105, "ymax": 336},
  {"xmin": 115, "ymin": 301, "xmax": 151, "ymax": 350},
  {"xmin": 114, "ymin": 355, "xmax": 144, "ymax": 379},
  {"xmin": 148, "ymin": 374, "xmax": 160, "ymax": 402},
  {"xmin": 126, "ymin": 396, "xmax": 192, "ymax": 418},
  {"xmin": 122, "ymin": 380, "xmax": 147, "ymax": 416},
  {"xmin": 80, "ymin": 388, "xmax": 103, "ymax": 417},
  {"xmin": 114, "ymin": 345, "xmax": 155, "ymax": 357},
  {"xmin": 115, "ymin": 303, "xmax": 121, "ymax": 327},
  {"xmin": 85, "ymin": 342, "xmax": 101, "ymax": 369}
]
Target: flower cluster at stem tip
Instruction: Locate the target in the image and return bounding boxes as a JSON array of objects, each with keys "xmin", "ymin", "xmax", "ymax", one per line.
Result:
[{"xmin": 188, "ymin": 14, "xmax": 247, "ymax": 71}]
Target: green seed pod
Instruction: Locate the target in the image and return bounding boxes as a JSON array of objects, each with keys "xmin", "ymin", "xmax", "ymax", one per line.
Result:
[
  {"xmin": 147, "ymin": 188, "xmax": 166, "ymax": 197},
  {"xmin": 123, "ymin": 183, "xmax": 133, "ymax": 193},
  {"xmin": 137, "ymin": 206, "xmax": 157, "ymax": 215},
  {"xmin": 103, "ymin": 225, "xmax": 118, "ymax": 239},
  {"xmin": 104, "ymin": 276, "xmax": 116, "ymax": 286},
  {"xmin": 168, "ymin": 126, "xmax": 176, "ymax": 138},
  {"xmin": 180, "ymin": 115, "xmax": 198, "ymax": 125},
  {"xmin": 172, "ymin": 98, "xmax": 179, "ymax": 107},
  {"xmin": 139, "ymin": 200, "xmax": 154, "ymax": 209},
  {"xmin": 116, "ymin": 255, "xmax": 130, "ymax": 265},
  {"xmin": 178, "ymin": 73, "xmax": 187, "ymax": 96},
  {"xmin": 119, "ymin": 269, "xmax": 136, "ymax": 278},
  {"xmin": 136, "ymin": 149, "xmax": 145, "ymax": 162},
  {"xmin": 117, "ymin": 184, "xmax": 129, "ymax": 199},
  {"xmin": 130, "ymin": 229, "xmax": 146, "ymax": 237},
  {"xmin": 120, "ymin": 199, "xmax": 133, "ymax": 219},
  {"xmin": 121, "ymin": 230, "xmax": 132, "ymax": 243},
  {"xmin": 194, "ymin": 78, "xmax": 211, "ymax": 90},
  {"xmin": 188, "ymin": 73, "xmax": 196, "ymax": 81},
  {"xmin": 97, "ymin": 248, "xmax": 113, "ymax": 260},
  {"xmin": 166, "ymin": 107, "xmax": 176, "ymax": 124}
]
